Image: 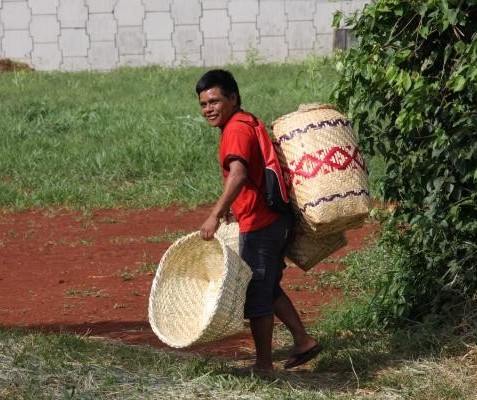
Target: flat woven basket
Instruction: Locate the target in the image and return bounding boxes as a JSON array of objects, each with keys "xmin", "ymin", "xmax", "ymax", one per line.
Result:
[
  {"xmin": 286, "ymin": 216, "xmax": 347, "ymax": 271},
  {"xmin": 272, "ymin": 103, "xmax": 370, "ymax": 236},
  {"xmin": 148, "ymin": 231, "xmax": 252, "ymax": 348}
]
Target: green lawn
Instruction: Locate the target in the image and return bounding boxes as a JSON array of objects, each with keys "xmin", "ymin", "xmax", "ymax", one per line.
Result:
[{"xmin": 0, "ymin": 59, "xmax": 341, "ymax": 210}]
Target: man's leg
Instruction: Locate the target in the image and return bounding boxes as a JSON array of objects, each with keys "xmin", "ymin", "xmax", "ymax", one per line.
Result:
[
  {"xmin": 240, "ymin": 213, "xmax": 296, "ymax": 372},
  {"xmin": 274, "ymin": 293, "xmax": 318, "ymax": 355},
  {"xmin": 248, "ymin": 314, "xmax": 275, "ymax": 371},
  {"xmin": 240, "ymin": 221, "xmax": 281, "ymax": 372}
]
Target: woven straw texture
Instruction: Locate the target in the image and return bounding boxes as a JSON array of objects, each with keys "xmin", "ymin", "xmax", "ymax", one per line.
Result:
[
  {"xmin": 286, "ymin": 217, "xmax": 347, "ymax": 271},
  {"xmin": 148, "ymin": 231, "xmax": 252, "ymax": 348},
  {"xmin": 215, "ymin": 221, "xmax": 240, "ymax": 254},
  {"xmin": 272, "ymin": 103, "xmax": 370, "ymax": 236},
  {"xmin": 297, "ymin": 103, "xmax": 338, "ymax": 112}
]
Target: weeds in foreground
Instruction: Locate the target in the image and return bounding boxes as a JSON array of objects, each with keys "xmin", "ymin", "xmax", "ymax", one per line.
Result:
[
  {"xmin": 64, "ymin": 288, "xmax": 108, "ymax": 298},
  {"xmin": 1, "ymin": 311, "xmax": 475, "ymax": 400},
  {"xmin": 2, "ymin": 241, "xmax": 476, "ymax": 399}
]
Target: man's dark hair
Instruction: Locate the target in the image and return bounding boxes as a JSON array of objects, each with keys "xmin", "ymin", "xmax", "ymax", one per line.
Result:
[{"xmin": 195, "ymin": 69, "xmax": 241, "ymax": 107}]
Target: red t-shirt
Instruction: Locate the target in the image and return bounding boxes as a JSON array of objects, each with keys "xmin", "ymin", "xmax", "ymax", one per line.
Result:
[{"xmin": 220, "ymin": 111, "xmax": 280, "ymax": 233}]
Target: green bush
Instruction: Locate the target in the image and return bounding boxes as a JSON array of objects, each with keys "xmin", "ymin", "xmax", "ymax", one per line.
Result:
[{"xmin": 332, "ymin": 0, "xmax": 477, "ymax": 323}]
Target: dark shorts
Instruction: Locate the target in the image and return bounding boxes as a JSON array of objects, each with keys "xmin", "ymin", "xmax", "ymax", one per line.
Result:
[{"xmin": 239, "ymin": 212, "xmax": 293, "ymax": 319}]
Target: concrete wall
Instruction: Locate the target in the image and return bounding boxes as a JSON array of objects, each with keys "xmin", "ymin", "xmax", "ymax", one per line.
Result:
[{"xmin": 0, "ymin": 0, "xmax": 368, "ymax": 71}]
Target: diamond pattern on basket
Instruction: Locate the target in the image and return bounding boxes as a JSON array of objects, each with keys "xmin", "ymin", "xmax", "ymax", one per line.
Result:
[{"xmin": 284, "ymin": 145, "xmax": 366, "ymax": 186}]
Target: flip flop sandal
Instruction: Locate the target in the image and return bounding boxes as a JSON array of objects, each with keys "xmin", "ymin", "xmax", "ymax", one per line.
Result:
[{"xmin": 284, "ymin": 344, "xmax": 323, "ymax": 369}]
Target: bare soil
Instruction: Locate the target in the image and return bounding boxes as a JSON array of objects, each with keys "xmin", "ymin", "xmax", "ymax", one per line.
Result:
[
  {"xmin": 0, "ymin": 205, "xmax": 379, "ymax": 362},
  {"xmin": 0, "ymin": 59, "xmax": 34, "ymax": 72}
]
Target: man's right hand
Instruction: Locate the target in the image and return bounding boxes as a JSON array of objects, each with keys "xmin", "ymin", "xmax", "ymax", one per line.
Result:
[{"xmin": 200, "ymin": 215, "xmax": 220, "ymax": 240}]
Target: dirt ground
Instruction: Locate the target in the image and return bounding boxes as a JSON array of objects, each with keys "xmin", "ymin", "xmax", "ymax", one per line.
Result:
[
  {"xmin": 0, "ymin": 59, "xmax": 34, "ymax": 72},
  {"xmin": 0, "ymin": 205, "xmax": 379, "ymax": 362}
]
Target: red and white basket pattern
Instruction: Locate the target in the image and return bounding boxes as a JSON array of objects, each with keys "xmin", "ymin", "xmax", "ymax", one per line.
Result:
[{"xmin": 272, "ymin": 104, "xmax": 370, "ymax": 237}]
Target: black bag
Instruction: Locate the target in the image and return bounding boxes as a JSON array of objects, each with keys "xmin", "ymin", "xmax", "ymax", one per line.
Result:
[
  {"xmin": 262, "ymin": 160, "xmax": 290, "ymax": 213},
  {"xmin": 253, "ymin": 117, "xmax": 290, "ymax": 213}
]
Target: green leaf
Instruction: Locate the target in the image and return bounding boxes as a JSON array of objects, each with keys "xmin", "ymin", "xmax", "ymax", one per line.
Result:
[
  {"xmin": 402, "ymin": 72, "xmax": 412, "ymax": 91},
  {"xmin": 385, "ymin": 65, "xmax": 399, "ymax": 81},
  {"xmin": 419, "ymin": 25, "xmax": 430, "ymax": 38},
  {"xmin": 332, "ymin": 11, "xmax": 343, "ymax": 28},
  {"xmin": 395, "ymin": 49, "xmax": 412, "ymax": 64},
  {"xmin": 449, "ymin": 75, "xmax": 466, "ymax": 92}
]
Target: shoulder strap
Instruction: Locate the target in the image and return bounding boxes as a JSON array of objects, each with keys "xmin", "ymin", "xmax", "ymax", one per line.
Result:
[
  {"xmin": 233, "ymin": 112, "xmax": 290, "ymax": 209},
  {"xmin": 253, "ymin": 118, "xmax": 290, "ymax": 208}
]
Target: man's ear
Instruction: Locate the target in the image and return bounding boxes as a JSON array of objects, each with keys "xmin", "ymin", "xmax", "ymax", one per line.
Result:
[{"xmin": 230, "ymin": 92, "xmax": 238, "ymax": 107}]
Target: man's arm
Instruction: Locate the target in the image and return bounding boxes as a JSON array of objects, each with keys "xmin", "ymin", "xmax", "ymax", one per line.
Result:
[{"xmin": 200, "ymin": 159, "xmax": 247, "ymax": 240}]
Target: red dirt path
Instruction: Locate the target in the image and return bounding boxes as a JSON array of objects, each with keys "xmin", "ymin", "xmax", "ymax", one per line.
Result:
[{"xmin": 0, "ymin": 205, "xmax": 379, "ymax": 361}]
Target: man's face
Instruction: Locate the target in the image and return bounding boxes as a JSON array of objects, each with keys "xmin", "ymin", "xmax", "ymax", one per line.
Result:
[{"xmin": 198, "ymin": 86, "xmax": 238, "ymax": 129}]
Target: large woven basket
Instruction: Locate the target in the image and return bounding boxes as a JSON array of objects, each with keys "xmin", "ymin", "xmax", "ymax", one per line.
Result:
[
  {"xmin": 148, "ymin": 231, "xmax": 252, "ymax": 348},
  {"xmin": 286, "ymin": 217, "xmax": 347, "ymax": 271},
  {"xmin": 272, "ymin": 103, "xmax": 370, "ymax": 236}
]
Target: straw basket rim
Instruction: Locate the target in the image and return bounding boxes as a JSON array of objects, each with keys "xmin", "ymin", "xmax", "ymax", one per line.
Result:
[
  {"xmin": 148, "ymin": 231, "xmax": 225, "ymax": 347},
  {"xmin": 148, "ymin": 231, "xmax": 249, "ymax": 348},
  {"xmin": 271, "ymin": 103, "xmax": 340, "ymax": 128}
]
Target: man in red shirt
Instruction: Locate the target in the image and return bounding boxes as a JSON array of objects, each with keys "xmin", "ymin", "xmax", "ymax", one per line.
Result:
[{"xmin": 196, "ymin": 69, "xmax": 321, "ymax": 374}]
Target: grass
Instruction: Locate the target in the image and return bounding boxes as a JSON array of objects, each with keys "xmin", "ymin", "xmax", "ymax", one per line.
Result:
[
  {"xmin": 65, "ymin": 288, "xmax": 108, "ymax": 298},
  {"xmin": 2, "ymin": 318, "xmax": 474, "ymax": 400},
  {"xmin": 274, "ymin": 243, "xmax": 477, "ymax": 399},
  {"xmin": 0, "ymin": 58, "xmax": 340, "ymax": 211},
  {"xmin": 109, "ymin": 230, "xmax": 191, "ymax": 245},
  {"xmin": 116, "ymin": 261, "xmax": 158, "ymax": 281}
]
